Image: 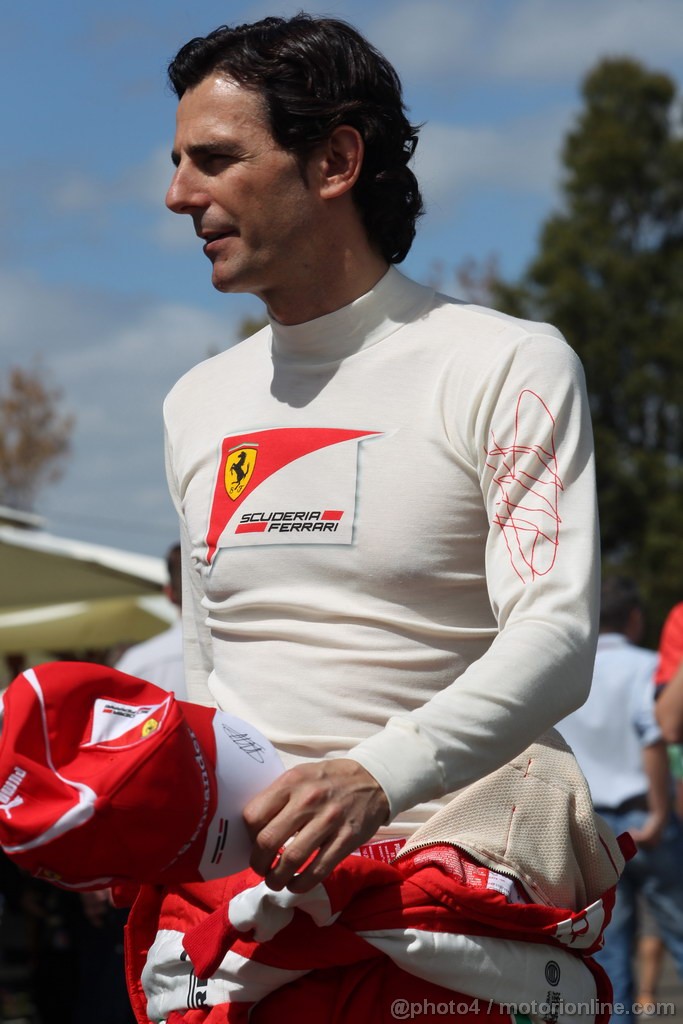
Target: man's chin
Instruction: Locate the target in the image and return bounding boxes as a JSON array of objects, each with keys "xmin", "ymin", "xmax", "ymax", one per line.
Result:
[
  {"xmin": 211, "ymin": 271, "xmax": 242, "ymax": 295},
  {"xmin": 210, "ymin": 261, "xmax": 250, "ymax": 295},
  {"xmin": 211, "ymin": 276, "xmax": 235, "ymax": 294}
]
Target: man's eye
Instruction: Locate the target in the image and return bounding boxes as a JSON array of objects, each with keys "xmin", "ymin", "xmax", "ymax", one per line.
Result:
[{"xmin": 203, "ymin": 154, "xmax": 235, "ymax": 172}]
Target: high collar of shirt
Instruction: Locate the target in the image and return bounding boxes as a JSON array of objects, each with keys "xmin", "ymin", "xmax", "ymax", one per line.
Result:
[{"xmin": 268, "ymin": 266, "xmax": 434, "ymax": 364}]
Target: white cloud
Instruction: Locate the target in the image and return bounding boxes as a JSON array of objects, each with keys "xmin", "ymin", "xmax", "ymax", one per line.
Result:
[
  {"xmin": 370, "ymin": 0, "xmax": 683, "ymax": 84},
  {"xmin": 0, "ymin": 270, "xmax": 243, "ymax": 553},
  {"xmin": 52, "ymin": 147, "xmax": 171, "ymax": 212},
  {"xmin": 0, "ymin": 270, "xmax": 237, "ymax": 427},
  {"xmin": 49, "ymin": 146, "xmax": 198, "ymax": 251},
  {"xmin": 153, "ymin": 208, "xmax": 199, "ymax": 250},
  {"xmin": 494, "ymin": 0, "xmax": 683, "ymax": 81},
  {"xmin": 415, "ymin": 105, "xmax": 568, "ymax": 215},
  {"xmin": 368, "ymin": 2, "xmax": 479, "ymax": 79},
  {"xmin": 120, "ymin": 147, "xmax": 174, "ymax": 206},
  {"xmin": 52, "ymin": 174, "xmax": 106, "ymax": 213}
]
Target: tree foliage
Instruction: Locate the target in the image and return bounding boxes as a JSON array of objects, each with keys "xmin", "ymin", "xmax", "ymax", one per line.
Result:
[
  {"xmin": 237, "ymin": 314, "xmax": 269, "ymax": 340},
  {"xmin": 490, "ymin": 58, "xmax": 683, "ymax": 634},
  {"xmin": 0, "ymin": 363, "xmax": 75, "ymax": 512}
]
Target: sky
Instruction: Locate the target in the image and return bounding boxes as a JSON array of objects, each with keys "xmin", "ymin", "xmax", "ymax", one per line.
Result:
[{"xmin": 2, "ymin": 0, "xmax": 682, "ymax": 558}]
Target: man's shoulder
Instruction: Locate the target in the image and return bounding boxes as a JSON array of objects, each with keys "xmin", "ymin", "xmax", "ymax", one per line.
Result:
[
  {"xmin": 440, "ymin": 295, "xmax": 562, "ymax": 336},
  {"xmin": 662, "ymin": 602, "xmax": 683, "ymax": 632},
  {"xmin": 656, "ymin": 602, "xmax": 683, "ymax": 685},
  {"xmin": 621, "ymin": 645, "xmax": 658, "ymax": 674},
  {"xmin": 165, "ymin": 325, "xmax": 270, "ymax": 409},
  {"xmin": 418, "ymin": 286, "xmax": 571, "ymax": 368},
  {"xmin": 595, "ymin": 635, "xmax": 658, "ymax": 674}
]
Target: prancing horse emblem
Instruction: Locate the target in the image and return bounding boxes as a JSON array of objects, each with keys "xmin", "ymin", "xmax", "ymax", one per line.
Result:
[{"xmin": 225, "ymin": 444, "xmax": 258, "ymax": 500}]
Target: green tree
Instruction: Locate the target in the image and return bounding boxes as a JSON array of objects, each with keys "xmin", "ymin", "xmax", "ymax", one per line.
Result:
[
  {"xmin": 491, "ymin": 58, "xmax": 683, "ymax": 635},
  {"xmin": 0, "ymin": 362, "xmax": 74, "ymax": 512},
  {"xmin": 237, "ymin": 314, "xmax": 269, "ymax": 340}
]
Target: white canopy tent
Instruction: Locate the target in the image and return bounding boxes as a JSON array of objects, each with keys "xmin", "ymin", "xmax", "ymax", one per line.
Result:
[
  {"xmin": 0, "ymin": 513, "xmax": 173, "ymax": 661},
  {"xmin": 0, "ymin": 594, "xmax": 175, "ymax": 655},
  {"xmin": 0, "ymin": 523, "xmax": 167, "ymax": 607}
]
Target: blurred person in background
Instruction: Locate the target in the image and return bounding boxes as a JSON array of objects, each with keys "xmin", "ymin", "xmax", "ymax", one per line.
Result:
[
  {"xmin": 115, "ymin": 542, "xmax": 185, "ymax": 699},
  {"xmin": 654, "ymin": 600, "xmax": 683, "ymax": 744},
  {"xmin": 557, "ymin": 576, "xmax": 683, "ymax": 1023}
]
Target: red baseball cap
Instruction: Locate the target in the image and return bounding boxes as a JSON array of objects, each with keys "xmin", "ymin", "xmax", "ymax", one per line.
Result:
[{"xmin": 0, "ymin": 662, "xmax": 283, "ymax": 890}]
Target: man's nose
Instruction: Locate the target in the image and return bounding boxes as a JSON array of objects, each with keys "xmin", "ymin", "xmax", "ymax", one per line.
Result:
[{"xmin": 166, "ymin": 164, "xmax": 203, "ymax": 215}]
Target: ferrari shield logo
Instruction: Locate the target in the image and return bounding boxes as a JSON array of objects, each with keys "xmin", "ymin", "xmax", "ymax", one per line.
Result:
[{"xmin": 225, "ymin": 444, "xmax": 258, "ymax": 500}]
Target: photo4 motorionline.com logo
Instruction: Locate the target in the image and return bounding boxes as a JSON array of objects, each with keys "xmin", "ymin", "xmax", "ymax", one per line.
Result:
[{"xmin": 389, "ymin": 997, "xmax": 677, "ymax": 1019}]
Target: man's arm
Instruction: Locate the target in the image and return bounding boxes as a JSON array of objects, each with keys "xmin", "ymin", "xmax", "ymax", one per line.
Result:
[
  {"xmin": 655, "ymin": 659, "xmax": 683, "ymax": 743},
  {"xmin": 630, "ymin": 739, "xmax": 671, "ymax": 847},
  {"xmin": 245, "ymin": 332, "xmax": 600, "ymax": 891},
  {"xmin": 344, "ymin": 333, "xmax": 600, "ymax": 816},
  {"xmin": 633, "ymin": 661, "xmax": 670, "ymax": 846}
]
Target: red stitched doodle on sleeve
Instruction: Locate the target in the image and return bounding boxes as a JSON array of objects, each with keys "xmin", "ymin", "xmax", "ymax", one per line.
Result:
[{"xmin": 484, "ymin": 389, "xmax": 563, "ymax": 584}]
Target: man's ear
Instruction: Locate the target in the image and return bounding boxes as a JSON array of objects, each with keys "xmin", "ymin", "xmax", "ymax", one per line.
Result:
[{"xmin": 314, "ymin": 125, "xmax": 364, "ymax": 200}]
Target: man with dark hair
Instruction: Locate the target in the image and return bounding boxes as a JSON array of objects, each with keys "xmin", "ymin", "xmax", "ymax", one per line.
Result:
[
  {"xmin": 163, "ymin": 13, "xmax": 599, "ymax": 897},
  {"xmin": 166, "ymin": 15, "xmax": 423, "ymax": 268},
  {"xmin": 557, "ymin": 577, "xmax": 683, "ymax": 1023}
]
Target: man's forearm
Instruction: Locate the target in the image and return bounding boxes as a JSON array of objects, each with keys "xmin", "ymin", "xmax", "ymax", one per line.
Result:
[
  {"xmin": 642, "ymin": 740, "xmax": 671, "ymax": 821},
  {"xmin": 631, "ymin": 740, "xmax": 672, "ymax": 847},
  {"xmin": 655, "ymin": 660, "xmax": 683, "ymax": 742}
]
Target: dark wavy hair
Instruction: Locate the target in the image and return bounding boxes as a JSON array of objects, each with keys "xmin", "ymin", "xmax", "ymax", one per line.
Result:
[{"xmin": 167, "ymin": 14, "xmax": 423, "ymax": 264}]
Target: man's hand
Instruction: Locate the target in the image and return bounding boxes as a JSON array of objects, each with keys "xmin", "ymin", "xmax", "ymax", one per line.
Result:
[
  {"xmin": 629, "ymin": 811, "xmax": 666, "ymax": 849},
  {"xmin": 634, "ymin": 741, "xmax": 671, "ymax": 849},
  {"xmin": 243, "ymin": 758, "xmax": 390, "ymax": 893}
]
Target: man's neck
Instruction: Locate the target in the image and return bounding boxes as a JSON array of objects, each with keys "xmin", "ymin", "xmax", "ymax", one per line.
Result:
[{"xmin": 263, "ymin": 247, "xmax": 389, "ymax": 327}]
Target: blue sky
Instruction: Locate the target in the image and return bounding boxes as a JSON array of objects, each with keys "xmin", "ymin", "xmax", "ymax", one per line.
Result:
[{"xmin": 2, "ymin": 0, "xmax": 682, "ymax": 557}]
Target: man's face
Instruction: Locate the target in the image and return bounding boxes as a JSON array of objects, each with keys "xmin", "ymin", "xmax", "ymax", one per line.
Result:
[{"xmin": 166, "ymin": 75, "xmax": 322, "ymax": 305}]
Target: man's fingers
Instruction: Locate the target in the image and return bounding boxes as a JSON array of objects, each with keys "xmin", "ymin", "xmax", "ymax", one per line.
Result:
[
  {"xmin": 283, "ymin": 837, "xmax": 355, "ymax": 893},
  {"xmin": 257, "ymin": 807, "xmax": 369, "ymax": 891},
  {"xmin": 243, "ymin": 759, "xmax": 391, "ymax": 889},
  {"xmin": 249, "ymin": 798, "xmax": 342, "ymax": 881},
  {"xmin": 243, "ymin": 779, "xmax": 291, "ymax": 838},
  {"xmin": 245, "ymin": 764, "xmax": 337, "ymax": 876},
  {"xmin": 261, "ymin": 823, "xmax": 329, "ymax": 890}
]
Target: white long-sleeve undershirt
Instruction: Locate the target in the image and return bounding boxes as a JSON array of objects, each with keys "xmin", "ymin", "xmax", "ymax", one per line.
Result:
[{"xmin": 164, "ymin": 267, "xmax": 599, "ymax": 836}]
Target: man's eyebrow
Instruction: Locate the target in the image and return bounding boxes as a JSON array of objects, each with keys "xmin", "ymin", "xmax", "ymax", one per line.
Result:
[{"xmin": 171, "ymin": 141, "xmax": 241, "ymax": 166}]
